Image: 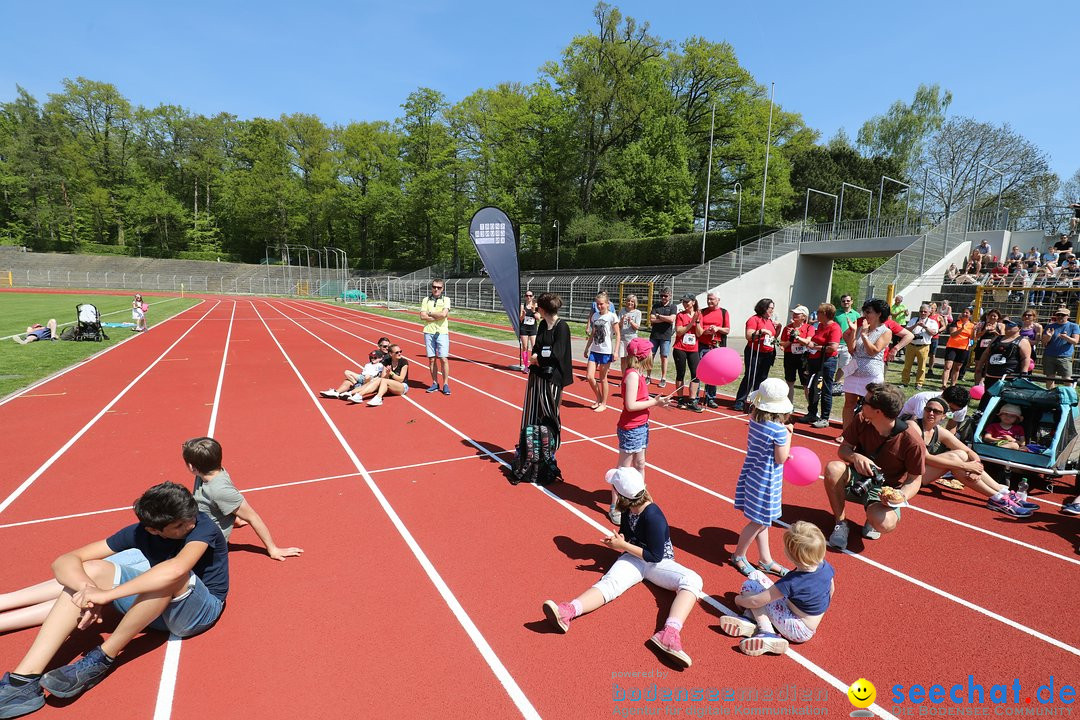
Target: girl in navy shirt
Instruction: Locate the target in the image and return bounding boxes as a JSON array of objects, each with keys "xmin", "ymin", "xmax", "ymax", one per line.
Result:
[
  {"xmin": 542, "ymin": 467, "xmax": 703, "ymax": 668},
  {"xmin": 720, "ymin": 521, "xmax": 835, "ymax": 656}
]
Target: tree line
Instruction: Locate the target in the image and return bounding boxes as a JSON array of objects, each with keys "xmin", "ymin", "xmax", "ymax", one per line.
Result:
[{"xmin": 0, "ymin": 3, "xmax": 1074, "ymax": 271}]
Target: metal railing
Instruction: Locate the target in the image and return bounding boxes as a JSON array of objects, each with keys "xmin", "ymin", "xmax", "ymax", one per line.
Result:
[{"xmin": 863, "ymin": 207, "xmax": 971, "ymax": 300}]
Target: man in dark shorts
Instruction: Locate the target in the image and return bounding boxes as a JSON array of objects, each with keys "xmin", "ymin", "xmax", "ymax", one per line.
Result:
[
  {"xmin": 823, "ymin": 383, "xmax": 926, "ymax": 550},
  {"xmin": 698, "ymin": 291, "xmax": 730, "ymax": 407},
  {"xmin": 648, "ymin": 289, "xmax": 678, "ymax": 388},
  {"xmin": 13, "ymin": 320, "xmax": 58, "ymax": 344}
]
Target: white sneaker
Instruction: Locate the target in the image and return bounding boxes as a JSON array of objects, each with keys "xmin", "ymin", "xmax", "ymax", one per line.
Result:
[
  {"xmin": 320, "ymin": 389, "xmax": 339, "ymax": 398},
  {"xmin": 367, "ymin": 396, "xmax": 383, "ymax": 407},
  {"xmin": 608, "ymin": 506, "xmax": 622, "ymax": 525},
  {"xmin": 349, "ymin": 394, "xmax": 364, "ymax": 404}
]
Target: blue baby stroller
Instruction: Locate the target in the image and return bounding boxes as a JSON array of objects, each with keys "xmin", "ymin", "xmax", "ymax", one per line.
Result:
[{"xmin": 970, "ymin": 376, "xmax": 1080, "ymax": 491}]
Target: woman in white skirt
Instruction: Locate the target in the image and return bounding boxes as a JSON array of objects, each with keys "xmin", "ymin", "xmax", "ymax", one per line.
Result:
[{"xmin": 841, "ymin": 298, "xmax": 892, "ymax": 429}]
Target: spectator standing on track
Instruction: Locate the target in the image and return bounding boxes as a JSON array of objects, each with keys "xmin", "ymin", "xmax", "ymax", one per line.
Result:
[
  {"xmin": 609, "ymin": 338, "xmax": 672, "ymax": 525},
  {"xmin": 12, "ymin": 320, "xmax": 58, "ymax": 344},
  {"xmin": 733, "ymin": 298, "xmax": 779, "ymax": 412},
  {"xmin": 0, "ymin": 483, "xmax": 228, "ymax": 716},
  {"xmin": 900, "ymin": 304, "xmax": 939, "ymax": 389},
  {"xmin": 833, "ymin": 295, "xmax": 860, "ymax": 396},
  {"xmin": 840, "ymin": 299, "xmax": 893, "ymax": 430},
  {"xmin": 584, "ymin": 291, "xmax": 620, "ymax": 413},
  {"xmin": 522, "ymin": 293, "xmax": 573, "ymax": 456},
  {"xmin": 1041, "ymin": 307, "xmax": 1080, "ymax": 386},
  {"xmin": 519, "ymin": 291, "xmax": 540, "ymax": 374},
  {"xmin": 362, "ymin": 344, "xmax": 410, "ymax": 407},
  {"xmin": 720, "ymin": 522, "xmax": 835, "ymax": 657},
  {"xmin": 131, "ymin": 294, "xmax": 148, "ymax": 333},
  {"xmin": 729, "ymin": 378, "xmax": 793, "ymax": 579},
  {"xmin": 698, "ymin": 292, "xmax": 730, "ymax": 409},
  {"xmin": 780, "ymin": 305, "xmax": 814, "ymax": 405},
  {"xmin": 824, "ymin": 383, "xmax": 926, "ymax": 551},
  {"xmin": 801, "ymin": 303, "xmax": 842, "ymax": 429},
  {"xmin": 0, "ymin": 438, "xmax": 300, "ymax": 635},
  {"xmin": 671, "ymin": 294, "xmax": 703, "ymax": 413},
  {"xmin": 541, "ymin": 467, "xmax": 704, "ymax": 669},
  {"xmin": 648, "ymin": 289, "xmax": 678, "ymax": 388},
  {"xmin": 618, "ymin": 294, "xmax": 642, "ymax": 374},
  {"xmin": 420, "ymin": 279, "xmax": 452, "ymax": 396}
]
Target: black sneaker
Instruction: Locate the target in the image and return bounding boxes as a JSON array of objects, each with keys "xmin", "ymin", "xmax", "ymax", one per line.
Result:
[
  {"xmin": 799, "ymin": 414, "xmax": 820, "ymax": 425},
  {"xmin": 689, "ymin": 401, "xmax": 704, "ymax": 414},
  {"xmin": 40, "ymin": 646, "xmax": 113, "ymax": 699},
  {"xmin": 0, "ymin": 673, "xmax": 44, "ymax": 718},
  {"xmin": 705, "ymin": 398, "xmax": 719, "ymax": 409}
]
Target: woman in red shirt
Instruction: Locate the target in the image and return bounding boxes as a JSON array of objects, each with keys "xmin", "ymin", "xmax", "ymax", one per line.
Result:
[
  {"xmin": 733, "ymin": 298, "xmax": 779, "ymax": 412},
  {"xmin": 672, "ymin": 294, "xmax": 704, "ymax": 413},
  {"xmin": 780, "ymin": 305, "xmax": 815, "ymax": 404},
  {"xmin": 801, "ymin": 303, "xmax": 841, "ymax": 429}
]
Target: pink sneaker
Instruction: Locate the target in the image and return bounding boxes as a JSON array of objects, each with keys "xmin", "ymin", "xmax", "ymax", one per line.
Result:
[
  {"xmin": 542, "ymin": 601, "xmax": 574, "ymax": 633},
  {"xmin": 648, "ymin": 626, "xmax": 692, "ymax": 668}
]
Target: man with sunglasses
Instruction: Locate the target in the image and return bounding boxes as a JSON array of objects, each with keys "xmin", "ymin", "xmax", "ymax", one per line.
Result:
[
  {"xmin": 420, "ymin": 279, "xmax": 452, "ymax": 395},
  {"xmin": 1041, "ymin": 306, "xmax": 1080, "ymax": 387},
  {"xmin": 648, "ymin": 289, "xmax": 678, "ymax": 388}
]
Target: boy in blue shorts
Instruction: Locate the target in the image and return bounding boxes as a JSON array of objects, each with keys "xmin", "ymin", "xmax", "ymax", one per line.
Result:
[{"xmin": 0, "ymin": 482, "xmax": 228, "ymax": 717}]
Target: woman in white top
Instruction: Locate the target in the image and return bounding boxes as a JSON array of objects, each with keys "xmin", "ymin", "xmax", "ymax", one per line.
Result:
[{"xmin": 841, "ymin": 298, "xmax": 892, "ymax": 428}]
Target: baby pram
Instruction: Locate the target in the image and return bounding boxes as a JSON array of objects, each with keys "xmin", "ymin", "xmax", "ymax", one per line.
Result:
[
  {"xmin": 970, "ymin": 376, "xmax": 1080, "ymax": 491},
  {"xmin": 74, "ymin": 303, "xmax": 108, "ymax": 342}
]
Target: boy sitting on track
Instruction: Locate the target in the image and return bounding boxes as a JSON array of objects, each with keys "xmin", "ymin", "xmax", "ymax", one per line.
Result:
[
  {"xmin": 0, "ymin": 438, "xmax": 300, "ymax": 634},
  {"xmin": 0, "ymin": 482, "xmax": 228, "ymax": 717}
]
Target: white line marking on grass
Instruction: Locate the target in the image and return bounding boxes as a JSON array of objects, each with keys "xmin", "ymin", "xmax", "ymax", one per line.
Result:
[
  {"xmin": 0, "ymin": 299, "xmax": 207, "ymax": 408},
  {"xmin": 272, "ymin": 300, "xmax": 898, "ymax": 720},
  {"xmin": 254, "ymin": 300, "xmax": 541, "ymax": 720},
  {"xmin": 153, "ymin": 300, "xmax": 236, "ymax": 720},
  {"xmin": 0, "ymin": 301, "xmax": 221, "ymax": 516},
  {"xmin": 281, "ymin": 299, "xmax": 1080, "ymax": 661},
  {"xmin": 0, "ymin": 297, "xmax": 182, "ymax": 341}
]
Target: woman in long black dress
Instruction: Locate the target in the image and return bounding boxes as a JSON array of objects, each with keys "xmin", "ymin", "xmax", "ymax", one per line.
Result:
[{"xmin": 515, "ymin": 293, "xmax": 573, "ymax": 483}]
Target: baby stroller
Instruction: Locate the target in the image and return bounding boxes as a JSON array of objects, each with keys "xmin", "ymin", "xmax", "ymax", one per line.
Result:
[
  {"xmin": 74, "ymin": 303, "xmax": 108, "ymax": 342},
  {"xmin": 970, "ymin": 376, "xmax": 1080, "ymax": 492}
]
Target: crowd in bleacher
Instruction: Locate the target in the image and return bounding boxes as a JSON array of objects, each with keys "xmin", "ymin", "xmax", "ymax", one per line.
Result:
[{"xmin": 946, "ymin": 233, "xmax": 1080, "ymax": 306}]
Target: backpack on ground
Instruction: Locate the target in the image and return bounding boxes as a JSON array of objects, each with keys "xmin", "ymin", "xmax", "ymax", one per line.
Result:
[{"xmin": 509, "ymin": 424, "xmax": 562, "ymax": 486}]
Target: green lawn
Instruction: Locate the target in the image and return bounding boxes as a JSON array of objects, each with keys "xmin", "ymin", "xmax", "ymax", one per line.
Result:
[{"xmin": 0, "ymin": 292, "xmax": 201, "ymax": 397}]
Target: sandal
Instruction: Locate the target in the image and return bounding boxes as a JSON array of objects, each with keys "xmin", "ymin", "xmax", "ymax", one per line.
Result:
[
  {"xmin": 729, "ymin": 555, "xmax": 755, "ymax": 577},
  {"xmin": 756, "ymin": 561, "xmax": 789, "ymax": 578}
]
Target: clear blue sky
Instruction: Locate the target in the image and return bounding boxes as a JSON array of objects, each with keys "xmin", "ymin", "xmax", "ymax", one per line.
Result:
[{"xmin": 3, "ymin": 0, "xmax": 1076, "ymax": 181}]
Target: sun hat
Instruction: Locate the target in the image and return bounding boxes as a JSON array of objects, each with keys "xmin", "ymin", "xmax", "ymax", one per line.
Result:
[
  {"xmin": 605, "ymin": 467, "xmax": 645, "ymax": 498},
  {"xmin": 1054, "ymin": 307, "xmax": 1070, "ymax": 316},
  {"xmin": 748, "ymin": 377, "xmax": 793, "ymax": 414},
  {"xmin": 680, "ymin": 293, "xmax": 696, "ymax": 302},
  {"xmin": 998, "ymin": 404, "xmax": 1023, "ymax": 419},
  {"xmin": 792, "ymin": 305, "xmax": 809, "ymax": 317},
  {"xmin": 626, "ymin": 337, "xmax": 652, "ymax": 359}
]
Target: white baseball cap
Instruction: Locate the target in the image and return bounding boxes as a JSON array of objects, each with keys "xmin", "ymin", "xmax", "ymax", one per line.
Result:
[{"xmin": 605, "ymin": 467, "xmax": 645, "ymax": 498}]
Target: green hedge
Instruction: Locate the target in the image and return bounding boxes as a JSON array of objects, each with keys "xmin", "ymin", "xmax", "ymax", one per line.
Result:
[{"xmin": 830, "ymin": 269, "xmax": 863, "ymax": 307}]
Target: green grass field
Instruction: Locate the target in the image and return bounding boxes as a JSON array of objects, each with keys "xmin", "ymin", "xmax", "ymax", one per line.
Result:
[{"xmin": 0, "ymin": 292, "xmax": 201, "ymax": 397}]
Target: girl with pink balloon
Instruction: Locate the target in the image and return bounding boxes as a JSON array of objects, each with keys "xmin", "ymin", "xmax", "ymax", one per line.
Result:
[{"xmin": 730, "ymin": 378, "xmax": 794, "ymax": 578}]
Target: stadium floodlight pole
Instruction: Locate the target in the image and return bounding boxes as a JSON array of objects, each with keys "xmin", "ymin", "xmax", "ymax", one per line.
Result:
[
  {"xmin": 838, "ymin": 182, "xmax": 873, "ymax": 239},
  {"xmin": 978, "ymin": 161, "xmax": 1005, "ymax": 228},
  {"xmin": 733, "ymin": 183, "xmax": 743, "ymax": 227},
  {"xmin": 758, "ymin": 83, "xmax": 775, "ymax": 228},
  {"xmin": 701, "ymin": 102, "xmax": 716, "ymax": 265},
  {"xmin": 553, "ymin": 220, "xmax": 560, "ymax": 270},
  {"xmin": 877, "ymin": 176, "xmax": 911, "ymax": 231}
]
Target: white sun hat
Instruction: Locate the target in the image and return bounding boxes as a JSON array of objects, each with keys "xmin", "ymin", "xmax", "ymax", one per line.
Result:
[
  {"xmin": 748, "ymin": 377, "xmax": 794, "ymax": 414},
  {"xmin": 605, "ymin": 467, "xmax": 645, "ymax": 498}
]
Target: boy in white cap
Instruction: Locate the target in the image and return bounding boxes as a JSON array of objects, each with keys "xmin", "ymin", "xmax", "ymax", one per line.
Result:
[{"xmin": 541, "ymin": 467, "xmax": 703, "ymax": 668}]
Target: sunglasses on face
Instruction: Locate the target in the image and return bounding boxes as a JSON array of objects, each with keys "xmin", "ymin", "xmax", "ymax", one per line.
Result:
[
  {"xmin": 390, "ymin": 350, "xmax": 401, "ymax": 355},
  {"xmin": 525, "ymin": 293, "xmax": 533, "ymax": 297},
  {"xmin": 925, "ymin": 407, "xmax": 946, "ymax": 415},
  {"xmin": 431, "ymin": 285, "xmax": 443, "ymax": 290}
]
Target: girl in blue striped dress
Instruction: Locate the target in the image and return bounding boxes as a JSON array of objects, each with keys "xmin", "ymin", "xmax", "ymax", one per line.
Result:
[{"xmin": 731, "ymin": 377, "xmax": 793, "ymax": 578}]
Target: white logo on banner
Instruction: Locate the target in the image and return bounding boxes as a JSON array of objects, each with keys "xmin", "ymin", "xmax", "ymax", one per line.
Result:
[{"xmin": 473, "ymin": 222, "xmax": 507, "ymax": 245}]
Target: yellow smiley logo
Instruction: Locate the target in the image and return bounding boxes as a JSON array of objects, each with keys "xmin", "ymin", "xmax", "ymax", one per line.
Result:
[{"xmin": 847, "ymin": 678, "xmax": 876, "ymax": 709}]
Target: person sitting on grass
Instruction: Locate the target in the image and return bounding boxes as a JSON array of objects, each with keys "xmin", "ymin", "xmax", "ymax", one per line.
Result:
[
  {"xmin": 719, "ymin": 521, "xmax": 835, "ymax": 657},
  {"xmin": 541, "ymin": 467, "xmax": 703, "ymax": 669},
  {"xmin": 0, "ymin": 437, "xmax": 300, "ymax": 635},
  {"xmin": 0, "ymin": 482, "xmax": 228, "ymax": 717},
  {"xmin": 912, "ymin": 397, "xmax": 1036, "ymax": 517},
  {"xmin": 12, "ymin": 320, "xmax": 58, "ymax": 345},
  {"xmin": 320, "ymin": 351, "xmax": 388, "ymax": 400},
  {"xmin": 982, "ymin": 404, "xmax": 1026, "ymax": 450}
]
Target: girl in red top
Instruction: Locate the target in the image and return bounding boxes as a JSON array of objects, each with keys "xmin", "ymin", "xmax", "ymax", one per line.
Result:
[
  {"xmin": 608, "ymin": 338, "xmax": 673, "ymax": 525},
  {"xmin": 672, "ymin": 295, "xmax": 704, "ymax": 413},
  {"xmin": 801, "ymin": 303, "xmax": 842, "ymax": 429},
  {"xmin": 734, "ymin": 298, "xmax": 779, "ymax": 412}
]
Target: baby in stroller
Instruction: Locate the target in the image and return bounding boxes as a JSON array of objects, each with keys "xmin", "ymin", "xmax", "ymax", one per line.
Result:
[{"xmin": 982, "ymin": 404, "xmax": 1026, "ymax": 450}]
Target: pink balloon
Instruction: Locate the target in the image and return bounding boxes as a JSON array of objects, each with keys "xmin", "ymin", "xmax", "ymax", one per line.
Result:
[
  {"xmin": 784, "ymin": 446, "xmax": 822, "ymax": 486},
  {"xmin": 969, "ymin": 384, "xmax": 986, "ymax": 401},
  {"xmin": 697, "ymin": 347, "xmax": 742, "ymax": 386}
]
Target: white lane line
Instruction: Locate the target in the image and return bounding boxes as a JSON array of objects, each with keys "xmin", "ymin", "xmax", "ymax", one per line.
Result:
[
  {"xmin": 310, "ymin": 300, "xmax": 1080, "ymax": 560},
  {"xmin": 254, "ymin": 300, "xmax": 541, "ymax": 720},
  {"xmin": 270, "ymin": 299, "xmax": 897, "ymax": 720},
  {"xmin": 0, "ymin": 299, "xmax": 207, "ymax": 408},
  {"xmin": 0, "ymin": 301, "xmax": 222, "ymax": 516},
  {"xmin": 153, "ymin": 300, "xmax": 236, "ymax": 720},
  {"xmin": 279, "ymin": 299, "xmax": 1080, "ymax": 660}
]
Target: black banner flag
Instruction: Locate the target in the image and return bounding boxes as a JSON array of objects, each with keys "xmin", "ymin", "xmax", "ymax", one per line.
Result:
[{"xmin": 468, "ymin": 206, "xmax": 521, "ymax": 335}]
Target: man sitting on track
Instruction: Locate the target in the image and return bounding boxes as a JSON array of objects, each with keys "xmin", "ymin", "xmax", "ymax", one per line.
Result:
[
  {"xmin": 0, "ymin": 482, "xmax": 228, "ymax": 717},
  {"xmin": 823, "ymin": 383, "xmax": 926, "ymax": 551},
  {"xmin": 12, "ymin": 320, "xmax": 58, "ymax": 344}
]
